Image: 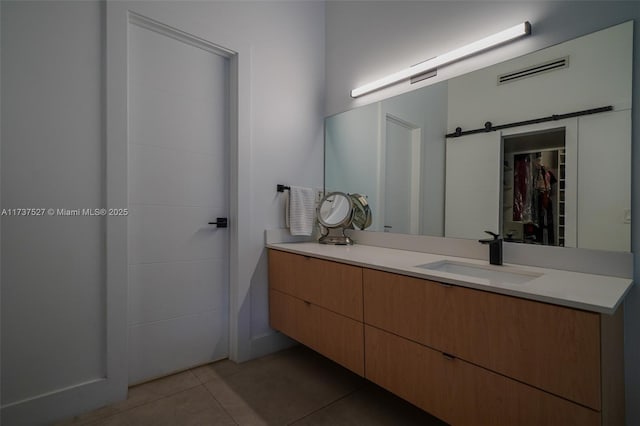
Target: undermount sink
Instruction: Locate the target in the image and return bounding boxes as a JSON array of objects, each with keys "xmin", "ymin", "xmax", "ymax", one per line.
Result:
[{"xmin": 415, "ymin": 260, "xmax": 542, "ymax": 285}]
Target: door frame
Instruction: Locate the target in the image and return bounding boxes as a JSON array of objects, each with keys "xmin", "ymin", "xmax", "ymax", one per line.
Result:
[
  {"xmin": 499, "ymin": 118, "xmax": 578, "ymax": 247},
  {"xmin": 106, "ymin": 0, "xmax": 251, "ymax": 404},
  {"xmin": 126, "ymin": 11, "xmax": 234, "ymax": 384},
  {"xmin": 382, "ymin": 113, "xmax": 422, "ymax": 234}
]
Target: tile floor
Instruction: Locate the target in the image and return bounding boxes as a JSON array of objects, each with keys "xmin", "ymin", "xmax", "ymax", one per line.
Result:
[{"xmin": 57, "ymin": 345, "xmax": 446, "ymax": 426}]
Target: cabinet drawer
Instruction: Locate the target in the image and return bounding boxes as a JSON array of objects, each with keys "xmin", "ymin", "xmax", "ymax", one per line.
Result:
[
  {"xmin": 269, "ymin": 249, "xmax": 363, "ymax": 320},
  {"xmin": 269, "ymin": 289, "xmax": 364, "ymax": 375},
  {"xmin": 365, "ymin": 325, "xmax": 600, "ymax": 426},
  {"xmin": 363, "ymin": 268, "xmax": 601, "ymax": 409}
]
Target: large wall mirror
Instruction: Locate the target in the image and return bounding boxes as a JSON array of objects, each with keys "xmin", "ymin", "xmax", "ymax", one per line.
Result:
[{"xmin": 325, "ymin": 21, "xmax": 632, "ymax": 252}]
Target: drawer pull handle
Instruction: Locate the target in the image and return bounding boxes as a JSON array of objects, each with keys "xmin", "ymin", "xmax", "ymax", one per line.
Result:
[
  {"xmin": 442, "ymin": 352, "xmax": 455, "ymax": 361},
  {"xmin": 303, "ymin": 300, "xmax": 311, "ymax": 306}
]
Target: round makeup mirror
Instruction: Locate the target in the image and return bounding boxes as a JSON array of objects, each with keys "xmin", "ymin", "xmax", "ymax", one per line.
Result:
[
  {"xmin": 318, "ymin": 192, "xmax": 353, "ymax": 228},
  {"xmin": 317, "ymin": 192, "xmax": 372, "ymax": 245},
  {"xmin": 318, "ymin": 192, "xmax": 354, "ymax": 244},
  {"xmin": 350, "ymin": 193, "xmax": 372, "ymax": 230}
]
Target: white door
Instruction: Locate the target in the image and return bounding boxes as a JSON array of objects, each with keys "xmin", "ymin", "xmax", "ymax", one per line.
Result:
[
  {"xmin": 384, "ymin": 115, "xmax": 421, "ymax": 234},
  {"xmin": 445, "ymin": 132, "xmax": 501, "ymax": 240},
  {"xmin": 577, "ymin": 110, "xmax": 631, "ymax": 251},
  {"xmin": 127, "ymin": 18, "xmax": 230, "ymax": 384}
]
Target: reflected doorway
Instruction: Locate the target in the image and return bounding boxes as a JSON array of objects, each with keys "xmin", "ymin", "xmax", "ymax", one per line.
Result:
[
  {"xmin": 502, "ymin": 129, "xmax": 566, "ymax": 246},
  {"xmin": 384, "ymin": 115, "xmax": 421, "ymax": 234}
]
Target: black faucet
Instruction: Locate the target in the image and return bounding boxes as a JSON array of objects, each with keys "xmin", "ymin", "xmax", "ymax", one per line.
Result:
[{"xmin": 479, "ymin": 231, "xmax": 503, "ymax": 266}]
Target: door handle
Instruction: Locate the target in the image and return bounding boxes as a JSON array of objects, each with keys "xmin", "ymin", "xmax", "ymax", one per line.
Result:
[{"xmin": 208, "ymin": 217, "xmax": 228, "ymax": 228}]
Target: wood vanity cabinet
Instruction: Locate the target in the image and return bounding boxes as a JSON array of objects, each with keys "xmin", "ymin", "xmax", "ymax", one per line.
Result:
[
  {"xmin": 364, "ymin": 268, "xmax": 624, "ymax": 426},
  {"xmin": 268, "ymin": 249, "xmax": 364, "ymax": 375},
  {"xmin": 268, "ymin": 249, "xmax": 624, "ymax": 425},
  {"xmin": 365, "ymin": 325, "xmax": 601, "ymax": 426}
]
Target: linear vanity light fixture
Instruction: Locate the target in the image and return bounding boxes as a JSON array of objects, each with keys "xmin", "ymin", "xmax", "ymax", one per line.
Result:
[{"xmin": 350, "ymin": 21, "xmax": 531, "ymax": 98}]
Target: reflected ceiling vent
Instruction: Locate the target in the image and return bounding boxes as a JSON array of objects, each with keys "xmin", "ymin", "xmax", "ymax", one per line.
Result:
[
  {"xmin": 498, "ymin": 56, "xmax": 569, "ymax": 85},
  {"xmin": 410, "ymin": 68, "xmax": 437, "ymax": 84}
]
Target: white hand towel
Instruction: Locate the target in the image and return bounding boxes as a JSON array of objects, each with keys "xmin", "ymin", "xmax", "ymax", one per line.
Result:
[
  {"xmin": 285, "ymin": 191, "xmax": 290, "ymax": 228},
  {"xmin": 288, "ymin": 186, "xmax": 316, "ymax": 236}
]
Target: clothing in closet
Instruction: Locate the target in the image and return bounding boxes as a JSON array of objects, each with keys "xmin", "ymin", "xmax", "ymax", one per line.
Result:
[{"xmin": 513, "ymin": 153, "xmax": 557, "ymax": 245}]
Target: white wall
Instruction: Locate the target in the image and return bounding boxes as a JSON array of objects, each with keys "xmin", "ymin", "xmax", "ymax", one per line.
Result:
[
  {"xmin": 447, "ymin": 21, "xmax": 632, "ymax": 128},
  {"xmin": 326, "ymin": 2, "xmax": 640, "ymax": 425},
  {"xmin": 325, "ymin": 82, "xmax": 447, "ymax": 235},
  {"xmin": 1, "ymin": 0, "xmax": 112, "ymax": 412},
  {"xmin": 1, "ymin": 0, "xmax": 324, "ymax": 423},
  {"xmin": 382, "ymin": 83, "xmax": 447, "ymax": 236},
  {"xmin": 325, "ymin": 103, "xmax": 381, "ymax": 227}
]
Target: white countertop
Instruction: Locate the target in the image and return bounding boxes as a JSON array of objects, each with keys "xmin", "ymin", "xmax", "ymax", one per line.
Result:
[{"xmin": 267, "ymin": 242, "xmax": 634, "ymax": 315}]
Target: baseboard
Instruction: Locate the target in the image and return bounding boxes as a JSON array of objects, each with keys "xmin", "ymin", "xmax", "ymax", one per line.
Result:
[
  {"xmin": 1, "ymin": 378, "xmax": 126, "ymax": 426},
  {"xmin": 250, "ymin": 331, "xmax": 297, "ymax": 360}
]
